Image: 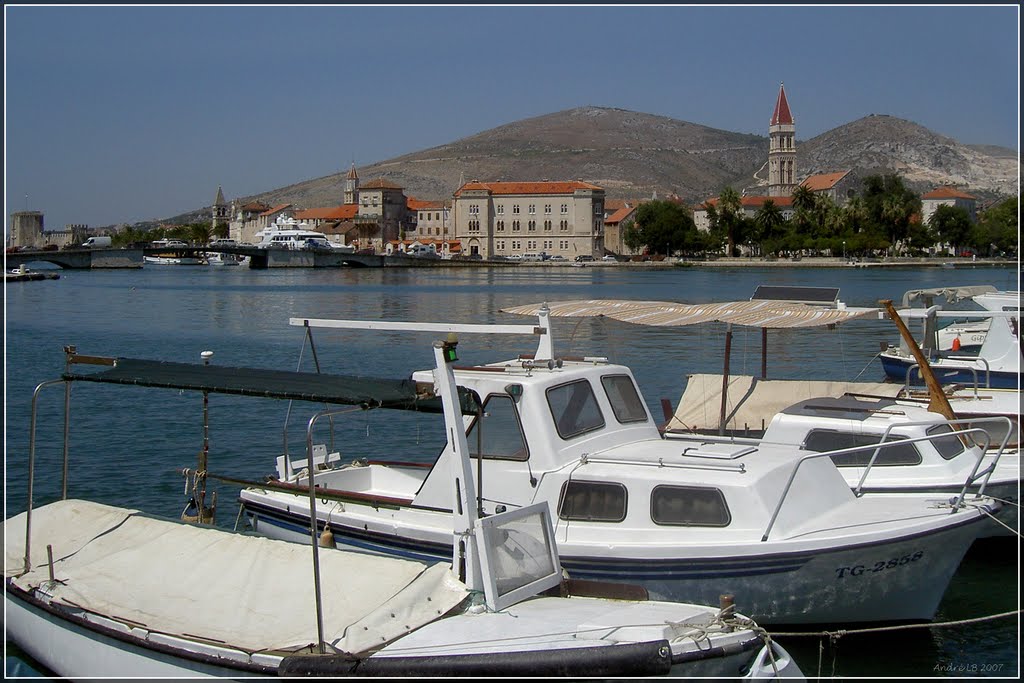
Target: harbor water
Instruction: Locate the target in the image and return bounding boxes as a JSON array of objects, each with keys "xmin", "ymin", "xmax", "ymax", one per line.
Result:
[{"xmin": 4, "ymin": 263, "xmax": 1020, "ymax": 678}]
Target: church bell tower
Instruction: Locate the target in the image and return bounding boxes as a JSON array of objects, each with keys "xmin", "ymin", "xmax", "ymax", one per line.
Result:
[{"xmin": 768, "ymin": 83, "xmax": 796, "ymax": 198}]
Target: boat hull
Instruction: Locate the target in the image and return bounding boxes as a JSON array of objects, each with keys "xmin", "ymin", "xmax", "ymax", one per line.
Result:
[
  {"xmin": 242, "ymin": 498, "xmax": 989, "ymax": 625},
  {"xmin": 5, "ymin": 583, "xmax": 274, "ymax": 679},
  {"xmin": 880, "ymin": 353, "xmax": 1020, "ymax": 390}
]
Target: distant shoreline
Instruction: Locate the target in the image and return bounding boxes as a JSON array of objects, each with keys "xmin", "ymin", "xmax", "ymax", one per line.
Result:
[{"xmin": 528, "ymin": 257, "xmax": 1017, "ymax": 269}]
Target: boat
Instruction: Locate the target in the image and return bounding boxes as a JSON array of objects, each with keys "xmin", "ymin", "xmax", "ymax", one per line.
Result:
[
  {"xmin": 143, "ymin": 255, "xmax": 208, "ymax": 265},
  {"xmin": 5, "ymin": 264, "xmax": 60, "ymax": 282},
  {"xmin": 206, "ymin": 251, "xmax": 247, "ymax": 266},
  {"xmin": 4, "ymin": 339, "xmax": 802, "ymax": 679},
  {"xmin": 238, "ymin": 309, "xmax": 999, "ymax": 625},
  {"xmin": 255, "ymin": 219, "xmax": 355, "ymax": 252},
  {"xmin": 878, "ymin": 287, "xmax": 1020, "ymax": 390},
  {"xmin": 146, "ymin": 239, "xmax": 207, "ymax": 265},
  {"xmin": 666, "ymin": 393, "xmax": 1018, "ymax": 538}
]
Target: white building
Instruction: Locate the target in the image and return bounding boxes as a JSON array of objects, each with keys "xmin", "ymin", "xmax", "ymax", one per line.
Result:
[{"xmin": 452, "ymin": 181, "xmax": 605, "ymax": 259}]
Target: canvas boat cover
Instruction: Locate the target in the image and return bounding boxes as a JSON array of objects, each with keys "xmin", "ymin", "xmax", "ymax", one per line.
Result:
[
  {"xmin": 502, "ymin": 299, "xmax": 878, "ymax": 328},
  {"xmin": 668, "ymin": 374, "xmax": 903, "ymax": 432},
  {"xmin": 902, "ymin": 285, "xmax": 997, "ymax": 307},
  {"xmin": 5, "ymin": 499, "xmax": 468, "ymax": 655},
  {"xmin": 62, "ymin": 357, "xmax": 480, "ymax": 414}
]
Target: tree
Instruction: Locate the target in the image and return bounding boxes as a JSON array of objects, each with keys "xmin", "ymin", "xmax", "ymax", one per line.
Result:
[
  {"xmin": 628, "ymin": 201, "xmax": 698, "ymax": 255},
  {"xmin": 754, "ymin": 199, "xmax": 787, "ymax": 243},
  {"xmin": 861, "ymin": 174, "xmax": 921, "ymax": 251},
  {"xmin": 709, "ymin": 187, "xmax": 744, "ymax": 256},
  {"xmin": 974, "ymin": 197, "xmax": 1018, "ymax": 255},
  {"xmin": 928, "ymin": 205, "xmax": 973, "ymax": 254}
]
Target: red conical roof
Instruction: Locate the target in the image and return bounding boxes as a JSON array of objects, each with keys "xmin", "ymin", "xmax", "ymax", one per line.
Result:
[{"xmin": 770, "ymin": 83, "xmax": 793, "ymax": 126}]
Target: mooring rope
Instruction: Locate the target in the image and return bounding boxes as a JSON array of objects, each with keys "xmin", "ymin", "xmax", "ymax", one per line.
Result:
[
  {"xmin": 768, "ymin": 608, "xmax": 1021, "ymax": 639},
  {"xmin": 972, "ymin": 503, "xmax": 1023, "ymax": 538}
]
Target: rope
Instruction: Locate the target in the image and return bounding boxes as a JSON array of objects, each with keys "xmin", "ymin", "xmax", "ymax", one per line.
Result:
[
  {"xmin": 769, "ymin": 609, "xmax": 1022, "ymax": 638},
  {"xmin": 973, "ymin": 503, "xmax": 1023, "ymax": 538},
  {"xmin": 850, "ymin": 350, "xmax": 883, "ymax": 382}
]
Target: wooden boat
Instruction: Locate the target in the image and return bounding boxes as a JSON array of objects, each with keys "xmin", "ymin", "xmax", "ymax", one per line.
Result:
[{"xmin": 4, "ymin": 339, "xmax": 802, "ymax": 679}]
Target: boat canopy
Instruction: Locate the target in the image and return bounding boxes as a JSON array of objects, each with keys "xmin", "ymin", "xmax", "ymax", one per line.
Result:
[
  {"xmin": 668, "ymin": 373, "xmax": 903, "ymax": 433},
  {"xmin": 62, "ymin": 355, "xmax": 480, "ymax": 414},
  {"xmin": 901, "ymin": 285, "xmax": 997, "ymax": 307},
  {"xmin": 502, "ymin": 299, "xmax": 878, "ymax": 328}
]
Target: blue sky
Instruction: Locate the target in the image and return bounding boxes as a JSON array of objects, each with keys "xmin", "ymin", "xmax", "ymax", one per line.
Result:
[{"xmin": 4, "ymin": 4, "xmax": 1019, "ymax": 232}]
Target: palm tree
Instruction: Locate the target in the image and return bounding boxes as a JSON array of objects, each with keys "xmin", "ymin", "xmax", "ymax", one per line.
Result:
[
  {"xmin": 755, "ymin": 199, "xmax": 786, "ymax": 241},
  {"xmin": 716, "ymin": 187, "xmax": 743, "ymax": 256},
  {"xmin": 791, "ymin": 185, "xmax": 817, "ymax": 213}
]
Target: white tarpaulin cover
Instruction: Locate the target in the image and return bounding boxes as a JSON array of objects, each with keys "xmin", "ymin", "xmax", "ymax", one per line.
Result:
[
  {"xmin": 901, "ymin": 285, "xmax": 997, "ymax": 307},
  {"xmin": 668, "ymin": 374, "xmax": 903, "ymax": 432},
  {"xmin": 502, "ymin": 299, "xmax": 879, "ymax": 328},
  {"xmin": 5, "ymin": 499, "xmax": 468, "ymax": 655}
]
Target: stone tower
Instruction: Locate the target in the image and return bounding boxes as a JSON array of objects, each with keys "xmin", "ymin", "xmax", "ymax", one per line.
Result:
[
  {"xmin": 768, "ymin": 83, "xmax": 796, "ymax": 198},
  {"xmin": 212, "ymin": 186, "xmax": 229, "ymax": 229},
  {"xmin": 344, "ymin": 163, "xmax": 359, "ymax": 205}
]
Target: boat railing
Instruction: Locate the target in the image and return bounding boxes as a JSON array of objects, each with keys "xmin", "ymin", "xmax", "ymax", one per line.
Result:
[
  {"xmin": 579, "ymin": 454, "xmax": 747, "ymax": 474},
  {"xmin": 762, "ymin": 425, "xmax": 995, "ymax": 542},
  {"xmin": 853, "ymin": 417, "xmax": 1012, "ymax": 500},
  {"xmin": 905, "ymin": 357, "xmax": 990, "ymax": 390}
]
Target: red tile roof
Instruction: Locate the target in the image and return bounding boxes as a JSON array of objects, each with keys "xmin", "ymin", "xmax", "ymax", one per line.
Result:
[
  {"xmin": 770, "ymin": 83, "xmax": 794, "ymax": 126},
  {"xmin": 456, "ymin": 180, "xmax": 603, "ymax": 196},
  {"xmin": 922, "ymin": 186, "xmax": 977, "ymax": 200},
  {"xmin": 699, "ymin": 195, "xmax": 795, "ymax": 210},
  {"xmin": 408, "ymin": 198, "xmax": 443, "ymax": 211},
  {"xmin": 294, "ymin": 205, "xmax": 359, "ymax": 220},
  {"xmin": 259, "ymin": 203, "xmax": 292, "ymax": 217},
  {"xmin": 801, "ymin": 171, "xmax": 850, "ymax": 192},
  {"xmin": 605, "ymin": 206, "xmax": 636, "ymax": 224}
]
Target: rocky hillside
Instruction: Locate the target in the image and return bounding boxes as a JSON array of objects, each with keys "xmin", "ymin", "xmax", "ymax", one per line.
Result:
[{"xmin": 171, "ymin": 106, "xmax": 1017, "ymax": 222}]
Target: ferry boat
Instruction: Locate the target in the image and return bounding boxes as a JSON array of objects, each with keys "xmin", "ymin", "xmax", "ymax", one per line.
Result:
[{"xmin": 238, "ymin": 309, "xmax": 999, "ymax": 626}]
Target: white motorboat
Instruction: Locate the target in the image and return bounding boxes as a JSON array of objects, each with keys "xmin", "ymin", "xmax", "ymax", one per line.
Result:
[
  {"xmin": 666, "ymin": 393, "xmax": 1018, "ymax": 538},
  {"xmin": 879, "ymin": 287, "xmax": 1021, "ymax": 390},
  {"xmin": 206, "ymin": 251, "xmax": 247, "ymax": 266},
  {"xmin": 146, "ymin": 239, "xmax": 207, "ymax": 265},
  {"xmin": 4, "ymin": 340, "xmax": 802, "ymax": 679},
  {"xmin": 239, "ymin": 310, "xmax": 999, "ymax": 626}
]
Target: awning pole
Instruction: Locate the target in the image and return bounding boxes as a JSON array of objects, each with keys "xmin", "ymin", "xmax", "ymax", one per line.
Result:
[
  {"xmin": 719, "ymin": 324, "xmax": 733, "ymax": 435},
  {"xmin": 761, "ymin": 327, "xmax": 768, "ymax": 379}
]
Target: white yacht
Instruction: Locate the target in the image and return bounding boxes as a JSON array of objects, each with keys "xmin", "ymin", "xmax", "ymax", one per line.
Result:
[
  {"xmin": 238, "ymin": 310, "xmax": 999, "ymax": 626},
  {"xmin": 255, "ymin": 219, "xmax": 355, "ymax": 252}
]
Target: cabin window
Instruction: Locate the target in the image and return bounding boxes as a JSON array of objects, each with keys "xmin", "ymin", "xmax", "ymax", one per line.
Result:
[
  {"xmin": 557, "ymin": 480, "xmax": 627, "ymax": 522},
  {"xmin": 547, "ymin": 380, "xmax": 605, "ymax": 439},
  {"xmin": 651, "ymin": 485, "xmax": 731, "ymax": 527},
  {"xmin": 803, "ymin": 430, "xmax": 922, "ymax": 466},
  {"xmin": 926, "ymin": 424, "xmax": 966, "ymax": 460},
  {"xmin": 465, "ymin": 394, "xmax": 529, "ymax": 461},
  {"xmin": 601, "ymin": 375, "xmax": 648, "ymax": 424}
]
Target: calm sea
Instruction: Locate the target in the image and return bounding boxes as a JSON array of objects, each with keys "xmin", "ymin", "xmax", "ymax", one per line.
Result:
[{"xmin": 4, "ymin": 263, "xmax": 1020, "ymax": 678}]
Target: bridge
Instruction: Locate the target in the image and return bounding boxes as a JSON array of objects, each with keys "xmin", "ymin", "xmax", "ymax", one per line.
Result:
[{"xmin": 6, "ymin": 246, "xmax": 494, "ymax": 270}]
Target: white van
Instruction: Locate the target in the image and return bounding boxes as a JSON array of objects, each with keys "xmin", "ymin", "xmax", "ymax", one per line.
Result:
[
  {"xmin": 81, "ymin": 236, "xmax": 112, "ymax": 248},
  {"xmin": 520, "ymin": 252, "xmax": 546, "ymax": 262}
]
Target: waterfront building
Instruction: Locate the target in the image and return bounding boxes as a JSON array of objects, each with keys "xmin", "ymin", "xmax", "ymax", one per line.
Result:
[
  {"xmin": 602, "ymin": 200, "xmax": 640, "ymax": 256},
  {"xmin": 921, "ymin": 186, "xmax": 978, "ymax": 225},
  {"xmin": 7, "ymin": 211, "xmax": 90, "ymax": 249},
  {"xmin": 452, "ymin": 180, "xmax": 605, "ymax": 259}
]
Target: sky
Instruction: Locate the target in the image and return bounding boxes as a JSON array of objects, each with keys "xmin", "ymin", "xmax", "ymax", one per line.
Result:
[{"xmin": 4, "ymin": 4, "xmax": 1020, "ymax": 233}]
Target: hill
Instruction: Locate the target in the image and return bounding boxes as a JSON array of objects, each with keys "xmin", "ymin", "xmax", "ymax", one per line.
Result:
[{"xmin": 169, "ymin": 107, "xmax": 1017, "ymax": 223}]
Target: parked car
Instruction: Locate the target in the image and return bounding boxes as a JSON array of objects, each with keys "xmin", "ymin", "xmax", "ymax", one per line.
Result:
[
  {"xmin": 41, "ymin": 244, "xmax": 60, "ymax": 252},
  {"xmin": 602, "ymin": 255, "xmax": 618, "ymax": 262},
  {"xmin": 574, "ymin": 255, "xmax": 595, "ymax": 262},
  {"xmin": 521, "ymin": 252, "xmax": 545, "ymax": 262},
  {"xmin": 548, "ymin": 255, "xmax": 566, "ymax": 262}
]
